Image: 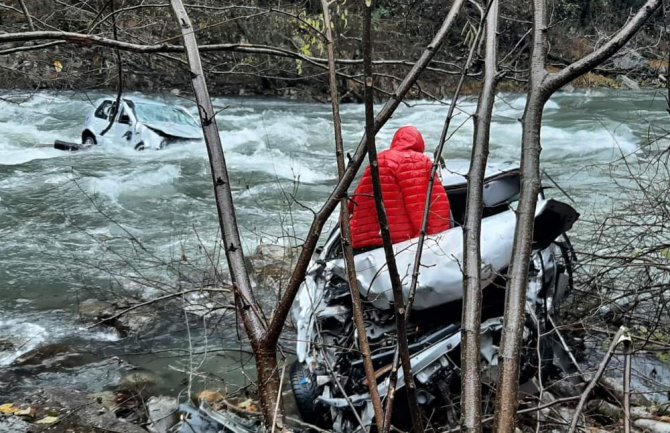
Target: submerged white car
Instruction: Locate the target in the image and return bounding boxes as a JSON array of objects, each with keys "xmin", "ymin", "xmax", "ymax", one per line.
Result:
[{"xmin": 81, "ymin": 97, "xmax": 203, "ymax": 150}]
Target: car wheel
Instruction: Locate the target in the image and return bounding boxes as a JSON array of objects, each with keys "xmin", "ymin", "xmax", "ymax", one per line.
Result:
[
  {"xmin": 82, "ymin": 132, "xmax": 97, "ymax": 146},
  {"xmin": 158, "ymin": 138, "xmax": 168, "ymax": 149},
  {"xmin": 289, "ymin": 361, "xmax": 330, "ymax": 427},
  {"xmin": 134, "ymin": 142, "xmax": 145, "ymax": 151}
]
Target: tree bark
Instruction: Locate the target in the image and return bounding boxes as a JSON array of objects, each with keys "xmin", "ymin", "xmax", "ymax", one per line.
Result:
[
  {"xmin": 461, "ymin": 2, "xmax": 499, "ymax": 433},
  {"xmin": 321, "ymin": 0, "xmax": 384, "ymax": 430},
  {"xmin": 493, "ymin": 4, "xmax": 550, "ymax": 432}
]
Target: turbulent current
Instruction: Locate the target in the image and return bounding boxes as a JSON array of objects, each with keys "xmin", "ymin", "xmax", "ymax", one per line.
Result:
[{"xmin": 0, "ymin": 89, "xmax": 668, "ymax": 397}]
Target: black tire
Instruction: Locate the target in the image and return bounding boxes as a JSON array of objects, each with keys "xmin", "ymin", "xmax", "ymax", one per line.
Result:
[
  {"xmin": 82, "ymin": 131, "xmax": 97, "ymax": 145},
  {"xmin": 289, "ymin": 361, "xmax": 329, "ymax": 426},
  {"xmin": 134, "ymin": 141, "xmax": 145, "ymax": 151}
]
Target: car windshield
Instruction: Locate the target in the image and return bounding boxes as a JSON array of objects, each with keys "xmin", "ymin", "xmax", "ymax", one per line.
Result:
[{"xmin": 132, "ymin": 102, "xmax": 199, "ymax": 127}]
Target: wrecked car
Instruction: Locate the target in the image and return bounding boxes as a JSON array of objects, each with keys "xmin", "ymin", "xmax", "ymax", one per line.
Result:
[
  {"xmin": 82, "ymin": 97, "xmax": 202, "ymax": 150},
  {"xmin": 290, "ymin": 160, "xmax": 579, "ymax": 431}
]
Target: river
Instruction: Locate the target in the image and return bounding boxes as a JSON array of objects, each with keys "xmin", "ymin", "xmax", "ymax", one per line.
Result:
[{"xmin": 0, "ymin": 89, "xmax": 668, "ymax": 399}]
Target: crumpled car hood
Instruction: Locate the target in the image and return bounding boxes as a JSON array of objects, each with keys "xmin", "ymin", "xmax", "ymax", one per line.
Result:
[{"xmin": 144, "ymin": 121, "xmax": 202, "ymax": 139}]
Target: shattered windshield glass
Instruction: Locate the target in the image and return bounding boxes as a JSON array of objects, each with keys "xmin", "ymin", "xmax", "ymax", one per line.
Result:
[{"xmin": 133, "ymin": 102, "xmax": 199, "ymax": 127}]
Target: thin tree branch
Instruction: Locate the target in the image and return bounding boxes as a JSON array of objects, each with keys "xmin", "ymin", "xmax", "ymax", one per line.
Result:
[
  {"xmin": 545, "ymin": 0, "xmax": 662, "ymax": 92},
  {"xmin": 16, "ymin": 0, "xmax": 34, "ymax": 31},
  {"xmin": 360, "ymin": 3, "xmax": 422, "ymax": 432},
  {"xmin": 567, "ymin": 326, "xmax": 628, "ymax": 433},
  {"xmin": 321, "ymin": 0, "xmax": 384, "ymax": 429}
]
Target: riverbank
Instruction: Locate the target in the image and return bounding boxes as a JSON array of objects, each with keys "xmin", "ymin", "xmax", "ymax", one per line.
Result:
[
  {"xmin": 4, "ymin": 319, "xmax": 670, "ymax": 433},
  {"xmin": 1, "ymin": 1, "xmax": 667, "ymax": 102},
  {"xmin": 1, "ymin": 47, "xmax": 667, "ymax": 102}
]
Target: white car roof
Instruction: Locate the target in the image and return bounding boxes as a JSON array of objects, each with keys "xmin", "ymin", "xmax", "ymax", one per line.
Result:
[{"xmin": 441, "ymin": 159, "xmax": 519, "ymax": 187}]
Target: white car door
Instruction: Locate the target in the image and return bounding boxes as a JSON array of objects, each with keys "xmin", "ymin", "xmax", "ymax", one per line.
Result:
[{"xmin": 112, "ymin": 102, "xmax": 136, "ymax": 147}]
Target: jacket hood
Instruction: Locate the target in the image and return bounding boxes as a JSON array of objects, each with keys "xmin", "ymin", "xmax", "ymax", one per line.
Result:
[{"xmin": 390, "ymin": 126, "xmax": 425, "ymax": 152}]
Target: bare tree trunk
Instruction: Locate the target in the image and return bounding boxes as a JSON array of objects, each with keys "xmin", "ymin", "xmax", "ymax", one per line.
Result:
[
  {"xmin": 493, "ymin": 3, "xmax": 552, "ymax": 431},
  {"xmin": 361, "ymin": 3, "xmax": 423, "ymax": 433},
  {"xmin": 321, "ymin": 0, "xmax": 384, "ymax": 430},
  {"xmin": 461, "ymin": 2, "xmax": 499, "ymax": 433},
  {"xmin": 493, "ymin": 2, "xmax": 661, "ymax": 433},
  {"xmin": 16, "ymin": 0, "xmax": 34, "ymax": 31},
  {"xmin": 168, "ymin": 1, "xmax": 281, "ymax": 428}
]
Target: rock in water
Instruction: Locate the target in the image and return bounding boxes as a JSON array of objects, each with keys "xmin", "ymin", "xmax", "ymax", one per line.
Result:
[{"xmin": 0, "ymin": 339, "xmax": 15, "ymax": 352}]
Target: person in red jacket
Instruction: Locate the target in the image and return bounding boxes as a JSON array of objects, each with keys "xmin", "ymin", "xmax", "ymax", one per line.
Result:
[{"xmin": 348, "ymin": 126, "xmax": 452, "ymax": 250}]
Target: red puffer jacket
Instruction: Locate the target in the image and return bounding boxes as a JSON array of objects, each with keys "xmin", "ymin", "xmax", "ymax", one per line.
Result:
[{"xmin": 349, "ymin": 126, "xmax": 452, "ymax": 249}]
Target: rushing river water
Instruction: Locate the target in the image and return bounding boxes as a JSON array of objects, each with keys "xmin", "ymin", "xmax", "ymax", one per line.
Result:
[{"xmin": 0, "ymin": 89, "xmax": 668, "ymax": 399}]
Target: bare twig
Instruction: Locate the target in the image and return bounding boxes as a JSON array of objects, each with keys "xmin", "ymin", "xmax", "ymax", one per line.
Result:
[
  {"xmin": 16, "ymin": 0, "xmax": 34, "ymax": 31},
  {"xmin": 567, "ymin": 326, "xmax": 628, "ymax": 433},
  {"xmin": 320, "ymin": 0, "xmax": 384, "ymax": 429}
]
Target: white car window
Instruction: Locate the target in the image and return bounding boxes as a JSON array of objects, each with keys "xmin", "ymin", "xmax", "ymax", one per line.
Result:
[
  {"xmin": 94, "ymin": 101, "xmax": 113, "ymax": 120},
  {"xmin": 134, "ymin": 102, "xmax": 198, "ymax": 127}
]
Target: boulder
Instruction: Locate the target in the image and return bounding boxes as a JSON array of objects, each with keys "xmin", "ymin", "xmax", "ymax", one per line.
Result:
[
  {"xmin": 613, "ymin": 50, "xmax": 648, "ymax": 71},
  {"xmin": 78, "ymin": 299, "xmax": 116, "ymax": 323},
  {"xmin": 249, "ymin": 243, "xmax": 300, "ymax": 289},
  {"xmin": 253, "ymin": 243, "xmax": 296, "ymax": 262},
  {"xmin": 78, "ymin": 298, "xmax": 156, "ymax": 337},
  {"xmin": 12, "ymin": 343, "xmax": 83, "ymax": 369},
  {"xmin": 118, "ymin": 370, "xmax": 159, "ymax": 392},
  {"xmin": 28, "ymin": 388, "xmax": 148, "ymax": 433},
  {"xmin": 255, "ymin": 262, "xmax": 292, "ymax": 291}
]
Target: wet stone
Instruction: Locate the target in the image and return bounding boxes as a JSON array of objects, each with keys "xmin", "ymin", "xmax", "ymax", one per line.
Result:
[
  {"xmin": 78, "ymin": 299, "xmax": 115, "ymax": 322},
  {"xmin": 118, "ymin": 370, "xmax": 159, "ymax": 392},
  {"xmin": 12, "ymin": 343, "xmax": 80, "ymax": 368},
  {"xmin": 0, "ymin": 416, "xmax": 32, "ymax": 433},
  {"xmin": 0, "ymin": 339, "xmax": 15, "ymax": 352},
  {"xmin": 78, "ymin": 298, "xmax": 157, "ymax": 337}
]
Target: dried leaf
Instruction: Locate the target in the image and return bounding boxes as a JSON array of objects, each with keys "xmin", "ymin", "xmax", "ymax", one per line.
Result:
[
  {"xmin": 0, "ymin": 404, "xmax": 18, "ymax": 415},
  {"xmin": 0, "ymin": 403, "xmax": 34, "ymax": 417},
  {"xmin": 35, "ymin": 415, "xmax": 59, "ymax": 425},
  {"xmin": 54, "ymin": 60, "xmax": 63, "ymax": 73},
  {"xmin": 14, "ymin": 407, "xmax": 36, "ymax": 417},
  {"xmin": 198, "ymin": 390, "xmax": 224, "ymax": 404},
  {"xmin": 237, "ymin": 399, "xmax": 258, "ymax": 413}
]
